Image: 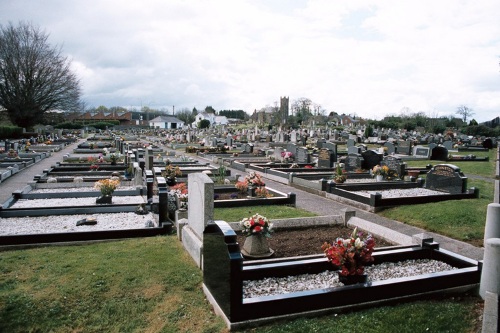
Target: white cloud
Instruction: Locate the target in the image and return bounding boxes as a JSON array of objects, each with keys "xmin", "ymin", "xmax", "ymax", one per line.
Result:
[{"xmin": 0, "ymin": 0, "xmax": 498, "ymax": 122}]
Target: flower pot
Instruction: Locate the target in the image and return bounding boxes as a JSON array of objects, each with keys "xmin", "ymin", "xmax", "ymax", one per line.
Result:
[
  {"xmin": 166, "ymin": 177, "xmax": 177, "ymax": 186},
  {"xmin": 96, "ymin": 195, "xmax": 112, "ymax": 204},
  {"xmin": 247, "ymin": 186, "xmax": 257, "ymax": 197},
  {"xmin": 338, "ymin": 272, "xmax": 368, "ymax": 285},
  {"xmin": 241, "ymin": 234, "xmax": 274, "ymax": 259},
  {"xmin": 376, "ymin": 175, "xmax": 383, "ymax": 182}
]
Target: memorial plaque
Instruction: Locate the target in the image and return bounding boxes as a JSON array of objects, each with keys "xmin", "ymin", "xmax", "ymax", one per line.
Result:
[
  {"xmin": 318, "ymin": 148, "xmax": 335, "ymax": 168},
  {"xmin": 296, "ymin": 147, "xmax": 310, "ymax": 164},
  {"xmin": 397, "ymin": 140, "xmax": 412, "ymax": 155},
  {"xmin": 413, "ymin": 146, "xmax": 430, "ymax": 158},
  {"xmin": 345, "ymin": 154, "xmax": 363, "ymax": 172},
  {"xmin": 425, "ymin": 164, "xmax": 466, "ymax": 194}
]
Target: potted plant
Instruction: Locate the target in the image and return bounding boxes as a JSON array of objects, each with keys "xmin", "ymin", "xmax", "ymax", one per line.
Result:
[
  {"xmin": 321, "ymin": 227, "xmax": 375, "ymax": 285},
  {"xmin": 333, "ymin": 163, "xmax": 347, "ymax": 183},
  {"xmin": 109, "ymin": 152, "xmax": 120, "ymax": 165},
  {"xmin": 94, "ymin": 178, "xmax": 120, "ymax": 204},
  {"xmin": 240, "ymin": 213, "xmax": 274, "ymax": 258}
]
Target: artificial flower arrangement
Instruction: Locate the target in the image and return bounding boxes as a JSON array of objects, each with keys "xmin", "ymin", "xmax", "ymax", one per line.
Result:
[
  {"xmin": 240, "ymin": 213, "xmax": 272, "ymax": 237},
  {"xmin": 6, "ymin": 149, "xmax": 19, "ymax": 158},
  {"xmin": 244, "ymin": 172, "xmax": 265, "ymax": 187},
  {"xmin": 162, "ymin": 164, "xmax": 182, "ymax": 178},
  {"xmin": 108, "ymin": 152, "xmax": 121, "ymax": 164},
  {"xmin": 88, "ymin": 156, "xmax": 100, "ymax": 171},
  {"xmin": 281, "ymin": 151, "xmax": 293, "ymax": 161},
  {"xmin": 255, "ymin": 186, "xmax": 272, "ymax": 198},
  {"xmin": 333, "ymin": 163, "xmax": 347, "ymax": 183},
  {"xmin": 235, "ymin": 180, "xmax": 248, "ymax": 193},
  {"xmin": 170, "ymin": 183, "xmax": 188, "ymax": 209},
  {"xmin": 321, "ymin": 227, "xmax": 375, "ymax": 276},
  {"xmin": 94, "ymin": 178, "xmax": 120, "ymax": 196},
  {"xmin": 372, "ymin": 165, "xmax": 389, "ymax": 177}
]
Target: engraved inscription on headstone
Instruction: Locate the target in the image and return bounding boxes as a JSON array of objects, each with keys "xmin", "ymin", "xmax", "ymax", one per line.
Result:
[
  {"xmin": 425, "ymin": 164, "xmax": 466, "ymax": 194},
  {"xmin": 318, "ymin": 148, "xmax": 335, "ymax": 168},
  {"xmin": 397, "ymin": 140, "xmax": 412, "ymax": 155},
  {"xmin": 296, "ymin": 147, "xmax": 310, "ymax": 163},
  {"xmin": 345, "ymin": 154, "xmax": 363, "ymax": 172}
]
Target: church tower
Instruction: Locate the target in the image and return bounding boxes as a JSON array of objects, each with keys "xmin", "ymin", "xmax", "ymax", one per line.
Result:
[{"xmin": 279, "ymin": 96, "xmax": 289, "ymax": 125}]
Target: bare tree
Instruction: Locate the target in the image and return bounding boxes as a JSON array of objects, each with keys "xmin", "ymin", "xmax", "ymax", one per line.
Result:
[
  {"xmin": 456, "ymin": 105, "xmax": 474, "ymax": 123},
  {"xmin": 0, "ymin": 22, "xmax": 81, "ymax": 129}
]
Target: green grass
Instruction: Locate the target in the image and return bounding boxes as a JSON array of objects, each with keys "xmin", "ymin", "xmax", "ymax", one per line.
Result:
[
  {"xmin": 214, "ymin": 205, "xmax": 317, "ymax": 222},
  {"xmin": 380, "ymin": 148, "xmax": 496, "ymax": 245},
  {"xmin": 0, "ymin": 236, "xmax": 480, "ymax": 333}
]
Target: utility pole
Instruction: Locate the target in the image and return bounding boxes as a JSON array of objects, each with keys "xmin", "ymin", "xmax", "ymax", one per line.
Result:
[{"xmin": 173, "ymin": 105, "xmax": 175, "ymax": 115}]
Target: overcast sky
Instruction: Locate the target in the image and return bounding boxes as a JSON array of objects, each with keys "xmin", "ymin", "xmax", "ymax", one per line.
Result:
[{"xmin": 1, "ymin": 0, "xmax": 499, "ymax": 123}]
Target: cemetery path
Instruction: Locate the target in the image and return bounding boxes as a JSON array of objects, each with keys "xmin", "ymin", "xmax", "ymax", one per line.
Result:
[
  {"xmin": 0, "ymin": 140, "xmax": 84, "ymax": 205},
  {"xmin": 205, "ymin": 157, "xmax": 485, "ymax": 262}
]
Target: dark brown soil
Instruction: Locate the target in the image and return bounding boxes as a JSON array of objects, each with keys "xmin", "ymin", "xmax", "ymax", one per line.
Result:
[{"xmin": 236, "ymin": 225, "xmax": 394, "ymax": 259}]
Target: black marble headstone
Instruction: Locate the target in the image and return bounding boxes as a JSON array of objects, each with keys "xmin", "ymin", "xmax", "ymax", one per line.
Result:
[
  {"xmin": 483, "ymin": 138, "xmax": 493, "ymax": 149},
  {"xmin": 425, "ymin": 164, "xmax": 467, "ymax": 194},
  {"xmin": 430, "ymin": 146, "xmax": 448, "ymax": 161},
  {"xmin": 361, "ymin": 150, "xmax": 382, "ymax": 170},
  {"xmin": 318, "ymin": 148, "xmax": 335, "ymax": 168},
  {"xmin": 381, "ymin": 156, "xmax": 403, "ymax": 177}
]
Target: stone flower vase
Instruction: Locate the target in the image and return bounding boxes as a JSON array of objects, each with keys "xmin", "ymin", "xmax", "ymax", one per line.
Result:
[
  {"xmin": 241, "ymin": 234, "xmax": 274, "ymax": 259},
  {"xmin": 338, "ymin": 272, "xmax": 368, "ymax": 285},
  {"xmin": 96, "ymin": 195, "xmax": 112, "ymax": 204},
  {"xmin": 376, "ymin": 175, "xmax": 383, "ymax": 182}
]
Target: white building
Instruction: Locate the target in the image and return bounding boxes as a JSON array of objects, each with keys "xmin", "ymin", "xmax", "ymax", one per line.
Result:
[
  {"xmin": 192, "ymin": 112, "xmax": 228, "ymax": 127},
  {"xmin": 149, "ymin": 116, "xmax": 185, "ymax": 129}
]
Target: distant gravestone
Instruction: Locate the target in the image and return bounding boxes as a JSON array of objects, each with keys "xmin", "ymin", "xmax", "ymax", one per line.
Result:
[
  {"xmin": 318, "ymin": 148, "xmax": 335, "ymax": 168},
  {"xmin": 347, "ymin": 139, "xmax": 356, "ymax": 148},
  {"xmin": 296, "ymin": 147, "xmax": 310, "ymax": 164},
  {"xmin": 483, "ymin": 138, "xmax": 493, "ymax": 149},
  {"xmin": 286, "ymin": 143, "xmax": 298, "ymax": 157},
  {"xmin": 316, "ymin": 138, "xmax": 326, "ymax": 149},
  {"xmin": 397, "ymin": 140, "xmax": 412, "ymax": 155},
  {"xmin": 428, "ymin": 142, "xmax": 437, "ymax": 152},
  {"xmin": 430, "ymin": 146, "xmax": 448, "ymax": 161},
  {"xmin": 383, "ymin": 141, "xmax": 395, "ymax": 155},
  {"xmin": 425, "ymin": 164, "xmax": 467, "ymax": 194},
  {"xmin": 323, "ymin": 142, "xmax": 337, "ymax": 153},
  {"xmin": 443, "ymin": 141, "xmax": 453, "ymax": 150},
  {"xmin": 345, "ymin": 154, "xmax": 363, "ymax": 172},
  {"xmin": 347, "ymin": 145, "xmax": 361, "ymax": 155},
  {"xmin": 381, "ymin": 156, "xmax": 403, "ymax": 178},
  {"xmin": 361, "ymin": 150, "xmax": 383, "ymax": 171},
  {"xmin": 413, "ymin": 146, "xmax": 430, "ymax": 158}
]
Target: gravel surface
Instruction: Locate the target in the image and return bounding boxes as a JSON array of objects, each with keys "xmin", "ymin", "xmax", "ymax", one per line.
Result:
[
  {"xmin": 11, "ymin": 196, "xmax": 145, "ymax": 208},
  {"xmin": 243, "ymin": 259, "xmax": 456, "ymax": 299},
  {"xmin": 354, "ymin": 188, "xmax": 445, "ymax": 198},
  {"xmin": 0, "ymin": 212, "xmax": 157, "ymax": 235}
]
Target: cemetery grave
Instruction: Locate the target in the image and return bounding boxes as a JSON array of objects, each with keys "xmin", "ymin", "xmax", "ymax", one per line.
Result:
[{"xmin": 203, "ymin": 220, "xmax": 480, "ymax": 329}]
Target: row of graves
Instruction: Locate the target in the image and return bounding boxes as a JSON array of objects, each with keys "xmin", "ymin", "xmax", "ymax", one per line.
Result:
[
  {"xmin": 198, "ymin": 134, "xmax": 480, "ymax": 212},
  {"xmin": 0, "ymin": 136, "xmax": 78, "ymax": 183},
  {"xmin": 0, "ymin": 133, "xmax": 296, "ymax": 246},
  {"xmin": 0, "ymin": 131, "xmax": 491, "ymax": 329},
  {"xmin": 169, "ymin": 171, "xmax": 482, "ymax": 330}
]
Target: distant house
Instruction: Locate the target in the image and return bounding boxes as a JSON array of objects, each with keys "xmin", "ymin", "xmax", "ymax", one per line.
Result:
[
  {"xmin": 149, "ymin": 116, "xmax": 185, "ymax": 129},
  {"xmin": 69, "ymin": 110, "xmax": 134, "ymax": 126},
  {"xmin": 192, "ymin": 112, "xmax": 228, "ymax": 127}
]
